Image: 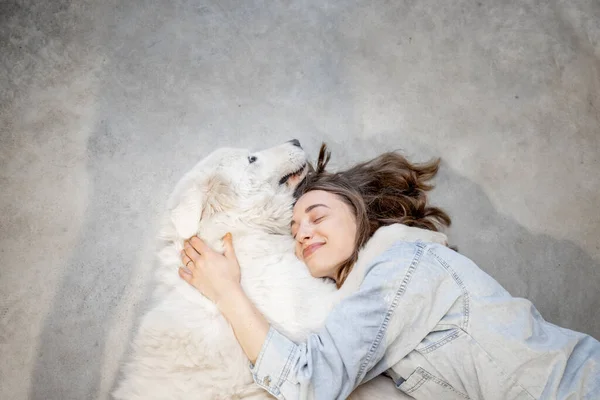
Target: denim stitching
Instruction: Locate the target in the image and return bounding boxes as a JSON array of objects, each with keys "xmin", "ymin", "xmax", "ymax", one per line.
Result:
[
  {"xmin": 424, "ymin": 371, "xmax": 470, "ymax": 398},
  {"xmin": 251, "ymin": 329, "xmax": 274, "ymax": 390},
  {"xmin": 404, "ymin": 374, "xmax": 427, "ymax": 393},
  {"xmin": 406, "ymin": 368, "xmax": 470, "ymax": 398},
  {"xmin": 277, "ymin": 342, "xmax": 296, "ymax": 387},
  {"xmin": 458, "ymin": 330, "xmax": 536, "ymax": 399},
  {"xmin": 429, "ymin": 249, "xmax": 470, "ymax": 329},
  {"xmin": 255, "ymin": 328, "xmax": 273, "ymax": 372},
  {"xmin": 419, "ymin": 328, "xmax": 462, "ymax": 354},
  {"xmin": 356, "ymin": 242, "xmax": 425, "ymax": 381}
]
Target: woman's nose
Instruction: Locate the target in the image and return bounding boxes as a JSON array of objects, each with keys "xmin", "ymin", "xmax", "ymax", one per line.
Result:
[{"xmin": 296, "ymin": 222, "xmax": 313, "ymax": 242}]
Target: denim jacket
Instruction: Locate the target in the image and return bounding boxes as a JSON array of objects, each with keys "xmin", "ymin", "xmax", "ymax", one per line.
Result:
[{"xmin": 249, "ymin": 241, "xmax": 600, "ymax": 399}]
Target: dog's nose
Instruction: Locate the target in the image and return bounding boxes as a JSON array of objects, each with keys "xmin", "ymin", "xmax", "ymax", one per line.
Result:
[{"xmin": 288, "ymin": 139, "xmax": 302, "ymax": 148}]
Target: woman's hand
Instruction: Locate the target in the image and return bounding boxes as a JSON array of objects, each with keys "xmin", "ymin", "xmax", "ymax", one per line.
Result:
[
  {"xmin": 179, "ymin": 233, "xmax": 241, "ymax": 305},
  {"xmin": 180, "ymin": 233, "xmax": 270, "ymax": 363}
]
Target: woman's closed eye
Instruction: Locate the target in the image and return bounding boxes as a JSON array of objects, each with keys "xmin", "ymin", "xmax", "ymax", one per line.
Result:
[{"xmin": 291, "ymin": 216, "xmax": 326, "ymax": 239}]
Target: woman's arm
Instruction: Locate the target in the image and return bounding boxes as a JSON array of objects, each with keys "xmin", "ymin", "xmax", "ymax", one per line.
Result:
[
  {"xmin": 179, "ymin": 234, "xmax": 269, "ymax": 363},
  {"xmin": 216, "ymin": 285, "xmax": 270, "ymax": 364},
  {"xmin": 182, "ymin": 236, "xmax": 461, "ymax": 399}
]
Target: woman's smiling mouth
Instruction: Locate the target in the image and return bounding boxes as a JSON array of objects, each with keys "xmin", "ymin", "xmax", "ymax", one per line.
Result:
[{"xmin": 303, "ymin": 243, "xmax": 324, "ymax": 259}]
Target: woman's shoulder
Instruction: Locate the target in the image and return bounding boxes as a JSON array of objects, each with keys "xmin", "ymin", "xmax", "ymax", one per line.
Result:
[
  {"xmin": 339, "ymin": 224, "xmax": 447, "ymax": 296},
  {"xmin": 364, "ymin": 224, "xmax": 448, "ymax": 261}
]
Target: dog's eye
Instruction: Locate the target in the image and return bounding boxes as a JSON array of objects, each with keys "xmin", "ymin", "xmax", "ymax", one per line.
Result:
[{"xmin": 248, "ymin": 156, "xmax": 257, "ymax": 164}]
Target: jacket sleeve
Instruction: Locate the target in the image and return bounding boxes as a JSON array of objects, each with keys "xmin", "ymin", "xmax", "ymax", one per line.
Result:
[{"xmin": 249, "ymin": 242, "xmax": 462, "ymax": 400}]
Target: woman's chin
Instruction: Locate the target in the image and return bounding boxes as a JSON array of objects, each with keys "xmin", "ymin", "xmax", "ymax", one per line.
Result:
[
  {"xmin": 307, "ymin": 262, "xmax": 333, "ymax": 281},
  {"xmin": 306, "ymin": 262, "xmax": 322, "ymax": 278},
  {"xmin": 307, "ymin": 267, "xmax": 321, "ymax": 279}
]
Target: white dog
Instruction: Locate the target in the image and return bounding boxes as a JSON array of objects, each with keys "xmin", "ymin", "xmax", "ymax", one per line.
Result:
[{"xmin": 114, "ymin": 142, "xmax": 448, "ymax": 399}]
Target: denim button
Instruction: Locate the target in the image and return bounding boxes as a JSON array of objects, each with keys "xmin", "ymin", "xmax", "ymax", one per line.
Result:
[{"xmin": 263, "ymin": 375, "xmax": 271, "ymax": 387}]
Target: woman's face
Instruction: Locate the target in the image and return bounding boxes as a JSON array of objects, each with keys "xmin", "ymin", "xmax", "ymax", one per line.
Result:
[{"xmin": 291, "ymin": 190, "xmax": 357, "ymax": 281}]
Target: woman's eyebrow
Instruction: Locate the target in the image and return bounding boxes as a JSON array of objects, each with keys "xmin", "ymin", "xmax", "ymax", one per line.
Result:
[
  {"xmin": 305, "ymin": 203, "xmax": 329, "ymax": 213},
  {"xmin": 290, "ymin": 204, "xmax": 330, "ymax": 227}
]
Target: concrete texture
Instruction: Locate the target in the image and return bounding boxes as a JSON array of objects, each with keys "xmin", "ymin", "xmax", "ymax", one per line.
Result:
[{"xmin": 1, "ymin": 0, "xmax": 599, "ymax": 398}]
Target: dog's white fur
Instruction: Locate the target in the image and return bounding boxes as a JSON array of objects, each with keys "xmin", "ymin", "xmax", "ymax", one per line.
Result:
[{"xmin": 114, "ymin": 143, "xmax": 447, "ymax": 399}]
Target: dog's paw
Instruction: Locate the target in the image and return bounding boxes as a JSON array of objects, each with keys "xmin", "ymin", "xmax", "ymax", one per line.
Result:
[{"xmin": 169, "ymin": 182, "xmax": 203, "ymax": 239}]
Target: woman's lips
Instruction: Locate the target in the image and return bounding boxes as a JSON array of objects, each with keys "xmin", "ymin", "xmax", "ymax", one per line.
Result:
[{"xmin": 303, "ymin": 243, "xmax": 323, "ymax": 259}]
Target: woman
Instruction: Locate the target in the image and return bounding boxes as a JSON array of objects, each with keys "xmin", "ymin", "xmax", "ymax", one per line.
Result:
[{"xmin": 179, "ymin": 147, "xmax": 600, "ymax": 399}]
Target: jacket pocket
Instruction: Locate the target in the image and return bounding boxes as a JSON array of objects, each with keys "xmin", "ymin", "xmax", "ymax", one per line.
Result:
[{"xmin": 397, "ymin": 367, "xmax": 470, "ymax": 399}]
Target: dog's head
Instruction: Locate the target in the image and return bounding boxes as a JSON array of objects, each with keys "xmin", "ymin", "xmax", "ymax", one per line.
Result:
[{"xmin": 168, "ymin": 140, "xmax": 308, "ymax": 239}]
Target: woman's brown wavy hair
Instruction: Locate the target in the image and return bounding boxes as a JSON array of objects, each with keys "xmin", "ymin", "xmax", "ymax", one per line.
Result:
[{"xmin": 294, "ymin": 143, "xmax": 451, "ymax": 287}]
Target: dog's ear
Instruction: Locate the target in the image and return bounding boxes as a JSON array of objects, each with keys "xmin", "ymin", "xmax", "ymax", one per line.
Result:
[
  {"xmin": 203, "ymin": 174, "xmax": 235, "ymax": 217},
  {"xmin": 168, "ymin": 173, "xmax": 234, "ymax": 239}
]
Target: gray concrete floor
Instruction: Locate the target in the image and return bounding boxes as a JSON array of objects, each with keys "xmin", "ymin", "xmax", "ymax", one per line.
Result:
[{"xmin": 1, "ymin": 0, "xmax": 599, "ymax": 399}]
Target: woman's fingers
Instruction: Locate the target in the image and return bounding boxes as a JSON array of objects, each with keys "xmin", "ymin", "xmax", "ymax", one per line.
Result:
[
  {"xmin": 183, "ymin": 240, "xmax": 202, "ymax": 262},
  {"xmin": 222, "ymin": 232, "xmax": 236, "ymax": 260},
  {"xmin": 189, "ymin": 236, "xmax": 210, "ymax": 256},
  {"xmin": 178, "ymin": 267, "xmax": 193, "ymax": 284},
  {"xmin": 180, "ymin": 238, "xmax": 205, "ymax": 287},
  {"xmin": 181, "ymin": 251, "xmax": 195, "ymax": 269}
]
